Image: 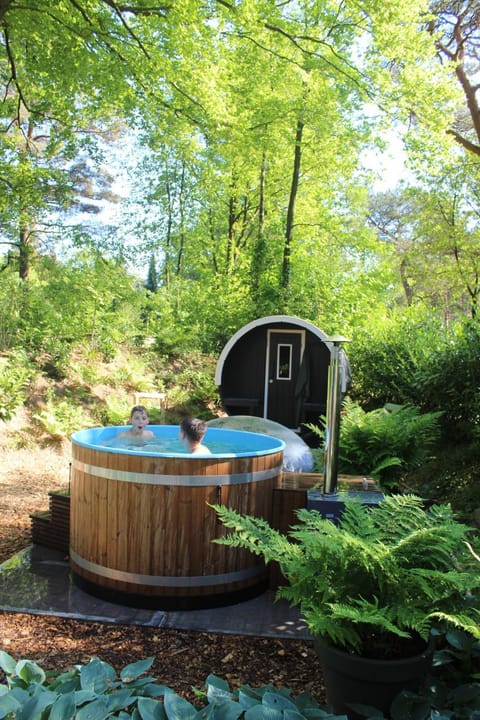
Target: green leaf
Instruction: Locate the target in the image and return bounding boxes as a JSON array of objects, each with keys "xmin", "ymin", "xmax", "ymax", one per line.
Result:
[
  {"xmin": 107, "ymin": 688, "xmax": 135, "ymax": 712},
  {"xmin": 449, "ymin": 683, "xmax": 480, "ymax": 705},
  {"xmin": 245, "ymin": 704, "xmax": 283, "ymax": 720},
  {"xmin": 137, "ymin": 696, "xmax": 166, "ymax": 720},
  {"xmin": 76, "ymin": 696, "xmax": 111, "ymax": 720},
  {"xmin": 120, "ymin": 658, "xmax": 155, "ymax": 682},
  {"xmin": 125, "ymin": 677, "xmax": 159, "ymax": 691},
  {"xmin": 0, "ymin": 651, "xmax": 16, "ymax": 676},
  {"xmin": 14, "ymin": 688, "xmax": 57, "ymax": 720},
  {"xmin": 0, "ymin": 692, "xmax": 21, "ymax": 719},
  {"xmin": 80, "ymin": 658, "xmax": 116, "ymax": 693},
  {"xmin": 74, "ymin": 690, "xmax": 98, "ymax": 705},
  {"xmin": 238, "ymin": 687, "xmax": 263, "ymax": 709},
  {"xmin": 263, "ymin": 692, "xmax": 298, "ymax": 712},
  {"xmin": 206, "ymin": 674, "xmax": 233, "ymax": 703},
  {"xmin": 211, "ymin": 700, "xmax": 244, "ymax": 720},
  {"xmin": 16, "ymin": 659, "xmax": 46, "ymax": 685},
  {"xmin": 49, "ymin": 691, "xmax": 77, "ymax": 720},
  {"xmin": 283, "ymin": 711, "xmax": 306, "ymax": 720},
  {"xmin": 142, "ymin": 683, "xmax": 171, "ymax": 698},
  {"xmin": 164, "ymin": 689, "xmax": 197, "ymax": 720},
  {"xmin": 445, "ymin": 629, "xmax": 471, "ymax": 651}
]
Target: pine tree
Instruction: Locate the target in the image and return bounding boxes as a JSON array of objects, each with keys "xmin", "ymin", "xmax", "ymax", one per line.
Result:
[{"xmin": 145, "ymin": 255, "xmax": 158, "ymax": 293}]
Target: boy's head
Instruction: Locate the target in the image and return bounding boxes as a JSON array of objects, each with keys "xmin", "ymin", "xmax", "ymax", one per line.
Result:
[
  {"xmin": 180, "ymin": 417, "xmax": 207, "ymax": 442},
  {"xmin": 130, "ymin": 405, "xmax": 149, "ymax": 426}
]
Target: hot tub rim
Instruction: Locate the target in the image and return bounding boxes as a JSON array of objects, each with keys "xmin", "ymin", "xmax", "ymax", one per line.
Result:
[{"xmin": 71, "ymin": 424, "xmax": 286, "ymax": 458}]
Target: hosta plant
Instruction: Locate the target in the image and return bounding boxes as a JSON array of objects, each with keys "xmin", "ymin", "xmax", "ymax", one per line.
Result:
[{"xmin": 0, "ymin": 652, "xmax": 343, "ymax": 720}]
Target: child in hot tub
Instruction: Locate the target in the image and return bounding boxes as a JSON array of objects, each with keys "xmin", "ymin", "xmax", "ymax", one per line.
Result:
[
  {"xmin": 116, "ymin": 405, "xmax": 155, "ymax": 444},
  {"xmin": 180, "ymin": 417, "xmax": 211, "ymax": 454}
]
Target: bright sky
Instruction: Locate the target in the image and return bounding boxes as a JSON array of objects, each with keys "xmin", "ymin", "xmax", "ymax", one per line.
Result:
[{"xmin": 361, "ymin": 131, "xmax": 408, "ymax": 191}]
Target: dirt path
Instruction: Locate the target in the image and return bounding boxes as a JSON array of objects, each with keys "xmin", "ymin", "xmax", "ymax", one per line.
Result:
[{"xmin": 0, "ymin": 423, "xmax": 70, "ymax": 563}]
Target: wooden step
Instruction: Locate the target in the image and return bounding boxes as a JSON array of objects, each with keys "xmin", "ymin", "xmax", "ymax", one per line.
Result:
[{"xmin": 30, "ymin": 490, "xmax": 70, "ymax": 553}]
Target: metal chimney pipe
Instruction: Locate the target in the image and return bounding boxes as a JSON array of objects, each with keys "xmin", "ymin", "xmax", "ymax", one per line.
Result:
[{"xmin": 323, "ymin": 336, "xmax": 349, "ymax": 495}]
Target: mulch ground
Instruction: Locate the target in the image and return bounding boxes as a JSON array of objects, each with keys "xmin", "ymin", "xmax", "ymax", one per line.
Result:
[
  {"xmin": 1, "ymin": 614, "xmax": 323, "ymax": 702},
  {"xmin": 0, "ymin": 438, "xmax": 326, "ymax": 703}
]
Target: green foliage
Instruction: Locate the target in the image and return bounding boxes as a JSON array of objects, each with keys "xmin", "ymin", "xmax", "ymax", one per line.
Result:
[
  {"xmin": 350, "ymin": 314, "xmax": 480, "ymax": 443},
  {"xmin": 386, "ymin": 629, "xmax": 480, "ymax": 720},
  {"xmin": 349, "ymin": 309, "xmax": 439, "ymax": 411},
  {"xmin": 0, "ymin": 648, "xmax": 478, "ymax": 720},
  {"xmin": 162, "ymin": 354, "xmax": 220, "ymax": 419},
  {"xmin": 0, "ymin": 350, "xmax": 31, "ymax": 421},
  {"xmin": 307, "ymin": 400, "xmax": 441, "ymax": 490},
  {"xmin": 0, "ymin": 273, "xmax": 24, "ymax": 350},
  {"xmin": 213, "ymin": 495, "xmax": 480, "ymax": 656},
  {"xmin": 101, "ymin": 352, "xmax": 158, "ymax": 393},
  {"xmin": 69, "ymin": 347, "xmax": 109, "ymax": 387},
  {"xmin": 404, "ymin": 441, "xmax": 480, "ymax": 519},
  {"xmin": 32, "ymin": 396, "xmax": 88, "ymax": 440},
  {"xmin": 99, "ymin": 395, "xmax": 134, "ymax": 427},
  {"xmin": 0, "ymin": 653, "xmax": 342, "ymax": 720},
  {"xmin": 414, "ymin": 321, "xmax": 480, "ymax": 443},
  {"xmin": 0, "ymin": 255, "xmax": 147, "ymax": 363}
]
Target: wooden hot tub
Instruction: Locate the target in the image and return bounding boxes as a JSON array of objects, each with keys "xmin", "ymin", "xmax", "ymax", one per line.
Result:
[{"xmin": 69, "ymin": 425, "xmax": 284, "ymax": 609}]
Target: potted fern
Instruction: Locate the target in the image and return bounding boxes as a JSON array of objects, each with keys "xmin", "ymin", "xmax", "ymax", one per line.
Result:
[{"xmin": 213, "ymin": 495, "xmax": 480, "ymax": 719}]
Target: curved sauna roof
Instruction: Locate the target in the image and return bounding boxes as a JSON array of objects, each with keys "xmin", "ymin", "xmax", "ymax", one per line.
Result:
[{"xmin": 214, "ymin": 315, "xmax": 332, "ymax": 385}]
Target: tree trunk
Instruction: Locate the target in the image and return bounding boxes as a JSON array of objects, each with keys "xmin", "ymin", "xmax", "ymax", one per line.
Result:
[
  {"xmin": 18, "ymin": 225, "xmax": 31, "ymax": 280},
  {"xmin": 176, "ymin": 162, "xmax": 186, "ymax": 276},
  {"xmin": 251, "ymin": 152, "xmax": 267, "ymax": 298},
  {"xmin": 282, "ymin": 119, "xmax": 304, "ymax": 296},
  {"xmin": 399, "ymin": 257, "xmax": 413, "ymax": 306}
]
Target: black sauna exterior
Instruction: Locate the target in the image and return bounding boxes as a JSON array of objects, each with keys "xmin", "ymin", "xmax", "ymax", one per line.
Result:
[{"xmin": 215, "ymin": 316, "xmax": 341, "ymax": 431}]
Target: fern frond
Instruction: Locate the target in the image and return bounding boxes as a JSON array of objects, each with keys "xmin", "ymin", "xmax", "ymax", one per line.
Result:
[
  {"xmin": 337, "ymin": 499, "xmax": 378, "ymax": 541},
  {"xmin": 210, "ymin": 504, "xmax": 300, "ymax": 565},
  {"xmin": 389, "ymin": 526, "xmax": 470, "ymax": 570},
  {"xmin": 328, "ymin": 599, "xmax": 413, "ymax": 639},
  {"xmin": 430, "ymin": 611, "xmax": 480, "ymax": 640},
  {"xmin": 370, "ymin": 495, "xmax": 430, "ymax": 543}
]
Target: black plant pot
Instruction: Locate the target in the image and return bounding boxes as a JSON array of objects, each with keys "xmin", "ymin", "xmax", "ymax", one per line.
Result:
[{"xmin": 314, "ymin": 637, "xmax": 433, "ymax": 720}]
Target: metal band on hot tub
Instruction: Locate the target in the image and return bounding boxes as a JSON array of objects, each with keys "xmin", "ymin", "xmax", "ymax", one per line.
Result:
[
  {"xmin": 72, "ymin": 459, "xmax": 282, "ymax": 486},
  {"xmin": 70, "ymin": 549, "xmax": 263, "ymax": 587}
]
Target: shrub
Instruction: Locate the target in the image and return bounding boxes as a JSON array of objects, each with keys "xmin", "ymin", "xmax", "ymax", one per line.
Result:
[
  {"xmin": 414, "ymin": 321, "xmax": 480, "ymax": 442},
  {"xmin": 306, "ymin": 400, "xmax": 442, "ymax": 491},
  {"xmin": 99, "ymin": 395, "xmax": 133, "ymax": 426},
  {"xmin": 102, "ymin": 351, "xmax": 158, "ymax": 392},
  {"xmin": 350, "ymin": 315, "xmax": 480, "ymax": 443},
  {"xmin": 0, "ymin": 350, "xmax": 31, "ymax": 421},
  {"xmin": 32, "ymin": 396, "xmax": 88, "ymax": 440},
  {"xmin": 162, "ymin": 354, "xmax": 220, "ymax": 418},
  {"xmin": 214, "ymin": 495, "xmax": 480, "ymax": 656},
  {"xmin": 403, "ymin": 441, "xmax": 480, "ymax": 518}
]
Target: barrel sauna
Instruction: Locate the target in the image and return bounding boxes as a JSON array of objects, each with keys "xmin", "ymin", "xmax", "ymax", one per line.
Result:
[{"xmin": 70, "ymin": 426, "xmax": 284, "ymax": 609}]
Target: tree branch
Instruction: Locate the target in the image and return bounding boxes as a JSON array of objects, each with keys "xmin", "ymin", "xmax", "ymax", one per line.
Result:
[{"xmin": 446, "ymin": 128, "xmax": 480, "ymax": 156}]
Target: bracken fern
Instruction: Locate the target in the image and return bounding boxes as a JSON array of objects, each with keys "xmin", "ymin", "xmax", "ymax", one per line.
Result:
[{"xmin": 213, "ymin": 495, "xmax": 480, "ymax": 656}]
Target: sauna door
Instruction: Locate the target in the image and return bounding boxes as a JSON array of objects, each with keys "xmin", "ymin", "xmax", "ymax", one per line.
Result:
[{"xmin": 264, "ymin": 329, "xmax": 305, "ymax": 428}]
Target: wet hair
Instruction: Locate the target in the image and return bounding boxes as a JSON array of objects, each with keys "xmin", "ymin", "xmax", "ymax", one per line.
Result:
[
  {"xmin": 130, "ymin": 405, "xmax": 149, "ymax": 418},
  {"xmin": 181, "ymin": 417, "xmax": 207, "ymax": 442}
]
